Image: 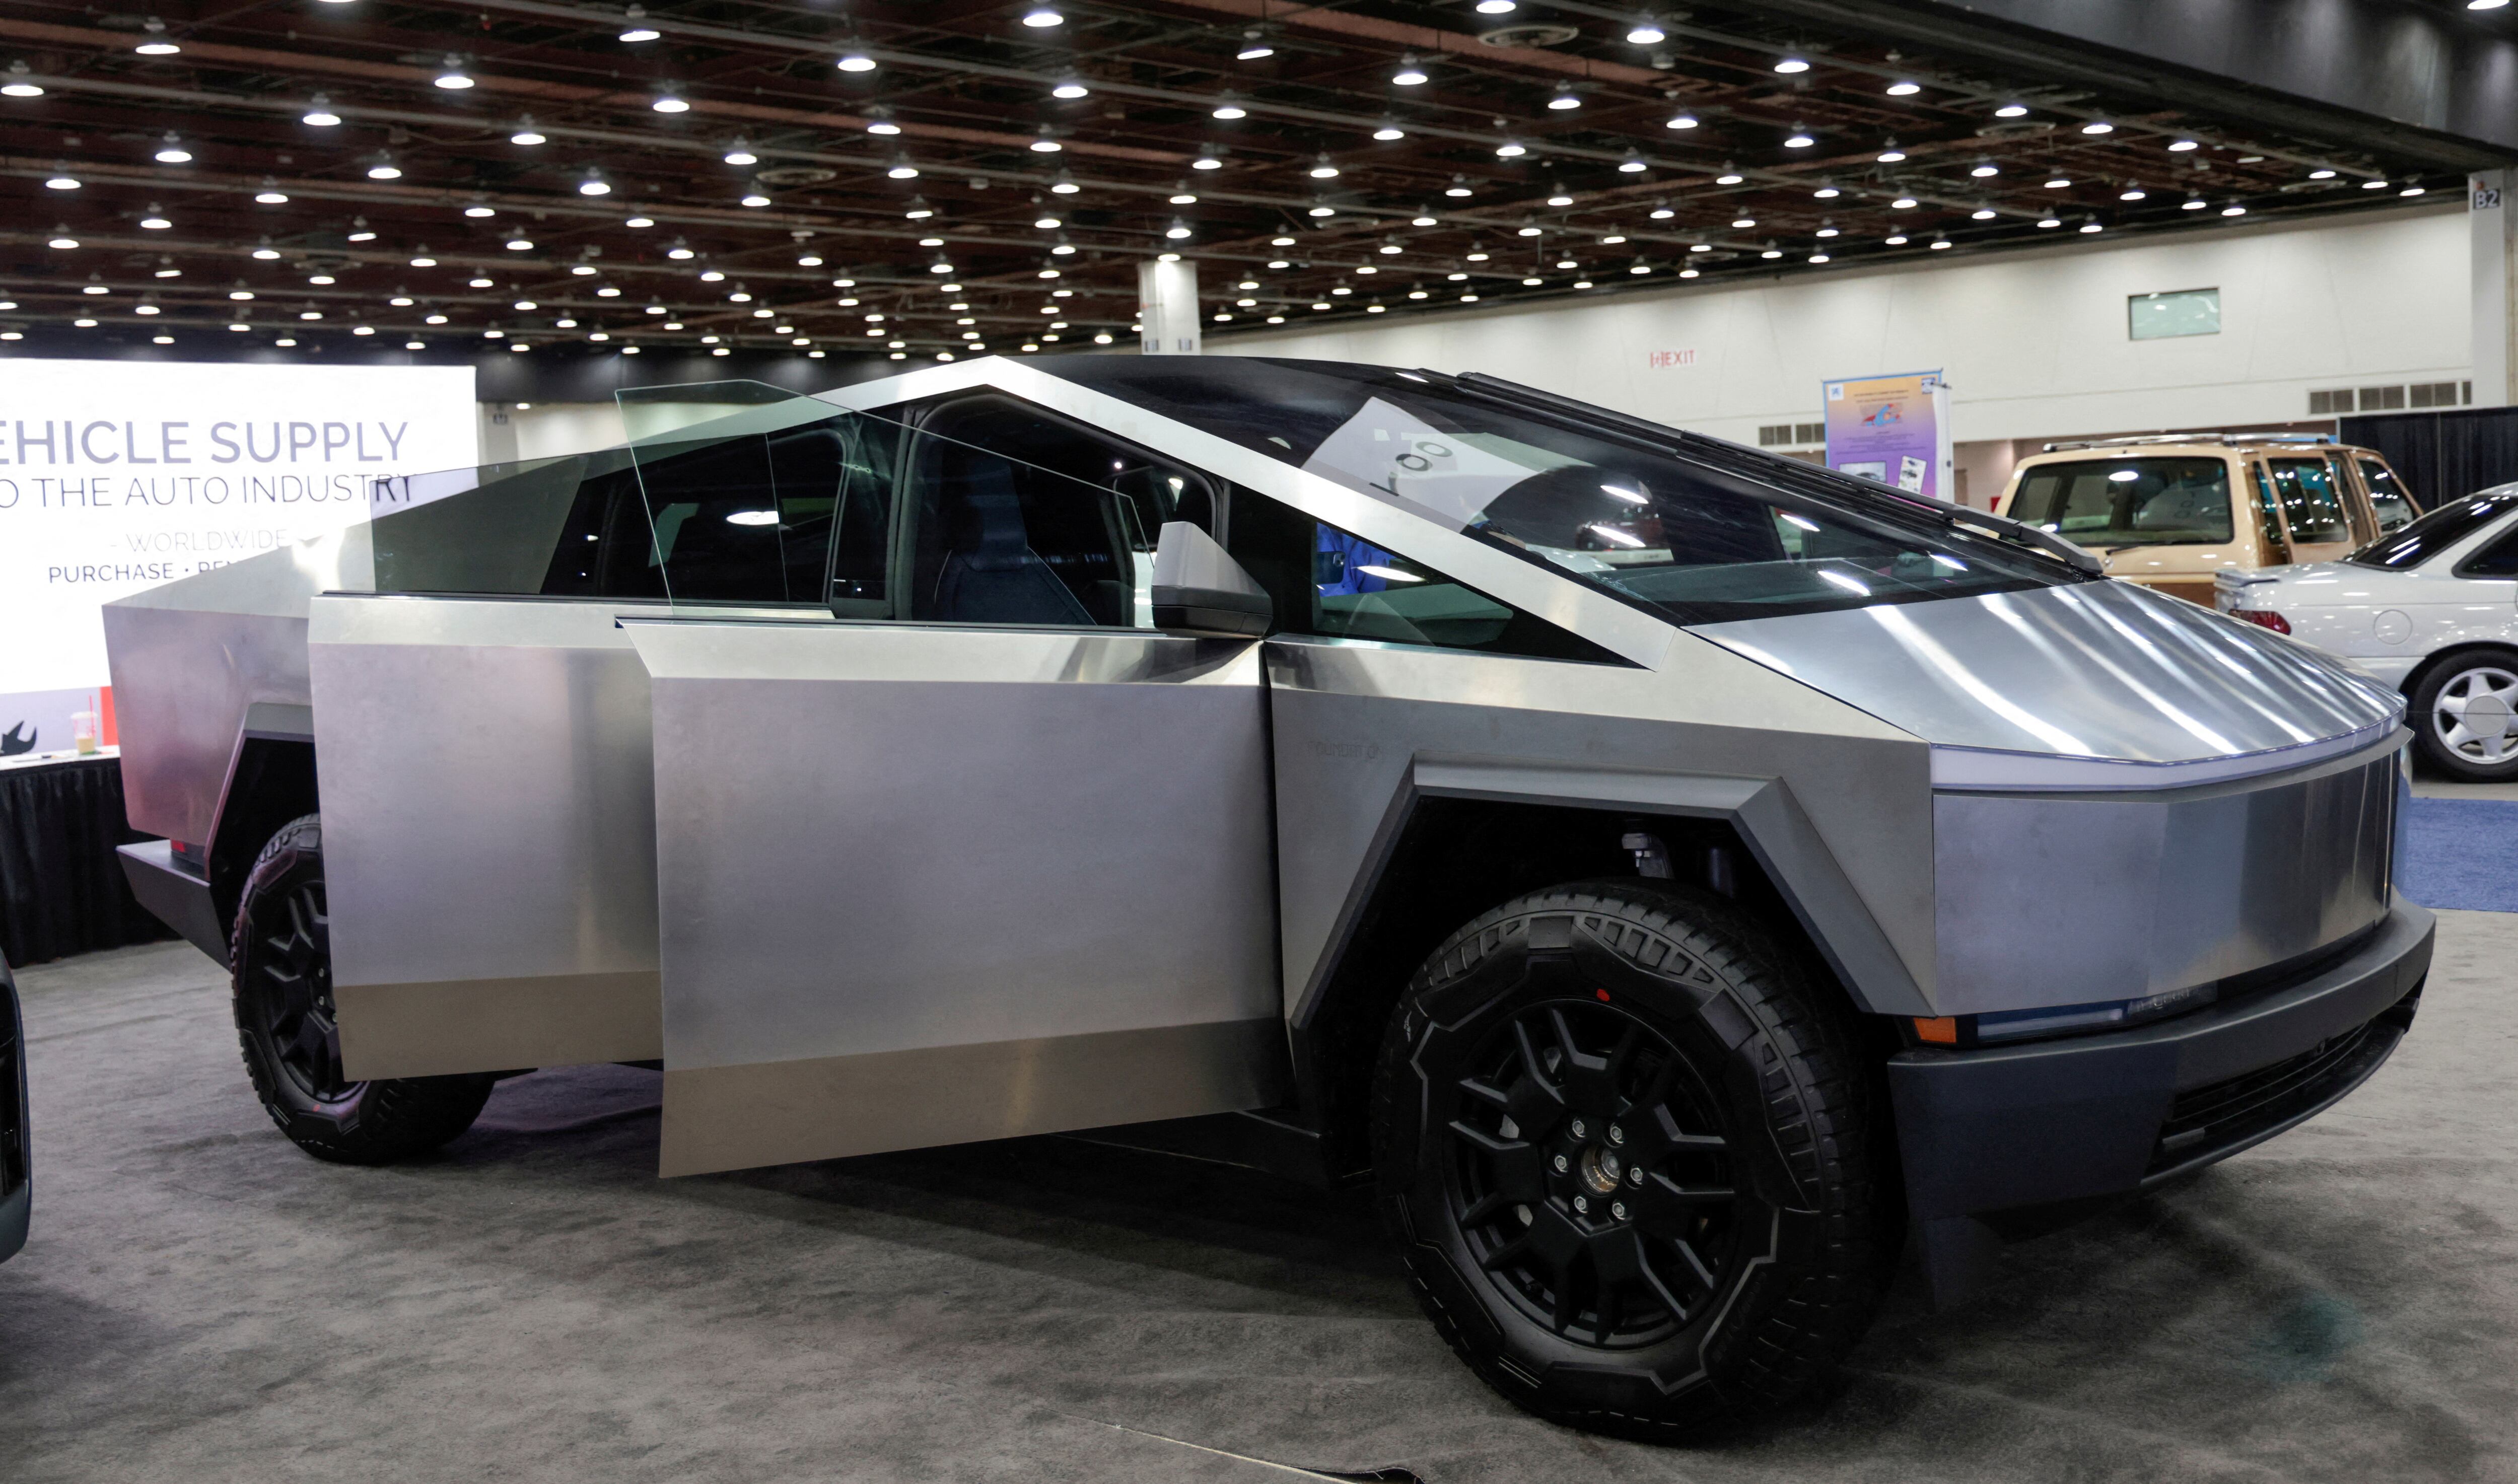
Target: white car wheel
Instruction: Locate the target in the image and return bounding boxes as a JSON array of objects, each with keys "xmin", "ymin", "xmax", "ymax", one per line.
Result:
[{"xmin": 2413, "ymin": 654, "xmax": 2518, "ymax": 780}]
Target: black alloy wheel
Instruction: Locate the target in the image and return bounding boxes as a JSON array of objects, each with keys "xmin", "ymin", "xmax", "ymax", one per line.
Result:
[
  {"xmin": 1447, "ymin": 999, "xmax": 1738, "ymax": 1348},
  {"xmin": 1375, "ymin": 882, "xmax": 1893, "ymax": 1440},
  {"xmin": 230, "ymin": 815, "xmax": 495, "ymax": 1164}
]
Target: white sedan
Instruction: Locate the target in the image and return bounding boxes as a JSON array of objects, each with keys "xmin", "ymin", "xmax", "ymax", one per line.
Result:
[{"xmin": 2218, "ymin": 483, "xmax": 2518, "ymax": 781}]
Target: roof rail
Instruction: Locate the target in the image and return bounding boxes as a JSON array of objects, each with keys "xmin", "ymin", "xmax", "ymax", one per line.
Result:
[{"xmin": 2039, "ymin": 432, "xmax": 2341, "ymax": 452}]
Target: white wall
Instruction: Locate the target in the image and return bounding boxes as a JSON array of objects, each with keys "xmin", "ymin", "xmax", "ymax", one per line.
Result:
[{"xmin": 1213, "ymin": 204, "xmax": 2470, "ymax": 451}]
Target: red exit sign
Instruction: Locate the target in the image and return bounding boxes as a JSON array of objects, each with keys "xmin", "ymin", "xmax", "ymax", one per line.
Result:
[{"xmin": 1646, "ymin": 348, "xmax": 1701, "ymax": 368}]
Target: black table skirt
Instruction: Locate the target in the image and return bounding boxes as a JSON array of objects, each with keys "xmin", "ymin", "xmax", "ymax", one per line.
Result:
[{"xmin": 0, "ymin": 756, "xmax": 178, "ymax": 968}]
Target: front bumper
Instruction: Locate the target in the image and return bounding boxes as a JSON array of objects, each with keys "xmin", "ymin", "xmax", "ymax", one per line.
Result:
[{"xmin": 1889, "ymin": 901, "xmax": 2433, "ymax": 1304}]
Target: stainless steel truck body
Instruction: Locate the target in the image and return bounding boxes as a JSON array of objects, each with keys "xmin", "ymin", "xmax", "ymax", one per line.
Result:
[{"xmin": 105, "ymin": 357, "xmax": 2430, "ymax": 1438}]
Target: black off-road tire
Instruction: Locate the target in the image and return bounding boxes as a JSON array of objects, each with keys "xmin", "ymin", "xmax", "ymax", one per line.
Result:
[
  {"xmin": 1373, "ymin": 882, "xmax": 1894, "ymax": 1441},
  {"xmin": 2409, "ymin": 648, "xmax": 2518, "ymax": 782},
  {"xmin": 230, "ymin": 815, "xmax": 495, "ymax": 1164}
]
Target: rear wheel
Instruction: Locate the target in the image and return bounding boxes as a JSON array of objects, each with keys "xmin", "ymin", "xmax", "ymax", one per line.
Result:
[
  {"xmin": 1373, "ymin": 883, "xmax": 1892, "ymax": 1440},
  {"xmin": 2410, "ymin": 649, "xmax": 2518, "ymax": 782},
  {"xmin": 230, "ymin": 815, "xmax": 494, "ymax": 1164}
]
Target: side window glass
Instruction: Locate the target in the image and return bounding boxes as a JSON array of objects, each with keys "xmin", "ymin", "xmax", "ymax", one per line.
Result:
[
  {"xmin": 898, "ymin": 396, "xmax": 1216, "ymax": 628},
  {"xmin": 2358, "ymin": 459, "xmax": 2417, "ymax": 532},
  {"xmin": 2267, "ymin": 458, "xmax": 2351, "ymax": 545},
  {"xmin": 2249, "ymin": 465, "xmax": 2291, "ymax": 563},
  {"xmin": 2460, "ymin": 527, "xmax": 2518, "ymax": 579},
  {"xmin": 630, "ymin": 422, "xmax": 848, "ymax": 604},
  {"xmin": 1228, "ymin": 489, "xmax": 1623, "ymax": 663}
]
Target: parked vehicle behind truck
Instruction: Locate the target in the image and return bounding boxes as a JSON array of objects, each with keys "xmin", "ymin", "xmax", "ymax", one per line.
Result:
[
  {"xmin": 2001, "ymin": 434, "xmax": 2416, "ymax": 605},
  {"xmin": 107, "ymin": 358, "xmax": 2430, "ymax": 1439}
]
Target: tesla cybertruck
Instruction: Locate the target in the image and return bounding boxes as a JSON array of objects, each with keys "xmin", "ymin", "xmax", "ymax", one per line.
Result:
[{"xmin": 106, "ymin": 357, "xmax": 2429, "ymax": 1438}]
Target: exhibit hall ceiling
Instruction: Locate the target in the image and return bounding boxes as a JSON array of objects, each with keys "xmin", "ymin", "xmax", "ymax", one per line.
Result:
[{"xmin": 0, "ymin": 0, "xmax": 2509, "ymax": 363}]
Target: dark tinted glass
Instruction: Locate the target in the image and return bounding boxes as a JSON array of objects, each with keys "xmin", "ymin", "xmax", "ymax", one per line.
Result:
[
  {"xmin": 2008, "ymin": 458, "xmax": 2233, "ymax": 547},
  {"xmin": 2350, "ymin": 491, "xmax": 2518, "ymax": 570},
  {"xmin": 897, "ymin": 395, "xmax": 1218, "ymax": 627},
  {"xmin": 2456, "ymin": 524, "xmax": 2518, "ymax": 578},
  {"xmin": 1041, "ymin": 357, "xmax": 2078, "ymax": 625},
  {"xmin": 1228, "ymin": 489, "xmax": 1623, "ymax": 662}
]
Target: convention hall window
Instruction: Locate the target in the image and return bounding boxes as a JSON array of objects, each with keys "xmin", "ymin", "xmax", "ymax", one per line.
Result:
[{"xmin": 2128, "ymin": 288, "xmax": 2220, "ymax": 340}]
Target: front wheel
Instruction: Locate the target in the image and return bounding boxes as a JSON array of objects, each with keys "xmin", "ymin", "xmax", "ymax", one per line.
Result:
[
  {"xmin": 230, "ymin": 815, "xmax": 495, "ymax": 1164},
  {"xmin": 1373, "ymin": 883, "xmax": 1893, "ymax": 1440},
  {"xmin": 2410, "ymin": 649, "xmax": 2518, "ymax": 782}
]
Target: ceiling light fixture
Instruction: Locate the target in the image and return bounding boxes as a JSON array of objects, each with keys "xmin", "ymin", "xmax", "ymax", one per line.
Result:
[
  {"xmin": 1495, "ymin": 139, "xmax": 1527, "ymax": 158},
  {"xmin": 1392, "ymin": 55, "xmax": 1429, "ymax": 87},
  {"xmin": 2167, "ymin": 138, "xmax": 2200, "ymax": 153},
  {"xmin": 1664, "ymin": 112, "xmax": 1699, "ymax": 130},
  {"xmin": 254, "ymin": 179, "xmax": 289, "ymax": 203},
  {"xmin": 511, "ymin": 119, "xmax": 546, "ymax": 145},
  {"xmin": 5, "ymin": 64, "xmax": 46, "ymax": 98},
  {"xmin": 1628, "ymin": 19, "xmax": 1667, "ymax": 44},
  {"xmin": 154, "ymin": 132, "xmax": 192, "ymax": 164},
  {"xmin": 367, "ymin": 156, "xmax": 402, "ymax": 180},
  {"xmin": 619, "ymin": 6, "xmax": 660, "ymax": 42},
  {"xmin": 1373, "ymin": 120, "xmax": 1406, "ymax": 141},
  {"xmin": 1885, "ymin": 80, "xmax": 1920, "ymax": 96},
  {"xmin": 1050, "ymin": 173, "xmax": 1079, "ymax": 195},
  {"xmin": 652, "ymin": 91, "xmax": 689, "ymax": 113},
  {"xmin": 43, "ymin": 167, "xmax": 78, "ymax": 190},
  {"xmin": 1970, "ymin": 160, "xmax": 1999, "ymax": 177},
  {"xmin": 1052, "ymin": 77, "xmax": 1090, "ymax": 99},
  {"xmin": 1549, "ymin": 89, "xmax": 1582, "ymax": 110},
  {"xmin": 1619, "ymin": 152, "xmax": 1648, "ymax": 173},
  {"xmin": 1993, "ymin": 103, "xmax": 2029, "ymax": 118},
  {"xmin": 579, "ymin": 170, "xmax": 611, "ymax": 196},
  {"xmin": 1783, "ymin": 127, "xmax": 1815, "ymax": 148},
  {"xmin": 1022, "ymin": 7, "xmax": 1064, "ymax": 27},
  {"xmin": 135, "ymin": 19, "xmax": 181, "ymax": 55},
  {"xmin": 1774, "ymin": 55, "xmax": 1809, "ymax": 74},
  {"xmin": 2080, "ymin": 120, "xmax": 2115, "ymax": 135},
  {"xmin": 1029, "ymin": 128, "xmax": 1063, "ymax": 153},
  {"xmin": 1237, "ymin": 30, "xmax": 1275, "ymax": 60},
  {"xmin": 836, "ymin": 50, "xmax": 877, "ymax": 73},
  {"xmin": 865, "ymin": 108, "xmax": 901, "ymax": 135},
  {"xmin": 434, "ymin": 55, "xmax": 474, "ymax": 89},
  {"xmin": 724, "ymin": 139, "xmax": 757, "ymax": 165}
]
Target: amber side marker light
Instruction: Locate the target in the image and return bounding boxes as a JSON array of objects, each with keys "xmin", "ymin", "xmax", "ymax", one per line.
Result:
[{"xmin": 1913, "ymin": 1017, "xmax": 1960, "ymax": 1045}]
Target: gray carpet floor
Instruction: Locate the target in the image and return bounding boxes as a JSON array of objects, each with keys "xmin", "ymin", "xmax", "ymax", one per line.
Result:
[{"xmin": 3, "ymin": 913, "xmax": 2513, "ymax": 1483}]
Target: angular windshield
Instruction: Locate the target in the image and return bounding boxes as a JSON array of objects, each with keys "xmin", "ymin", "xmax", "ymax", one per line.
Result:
[
  {"xmin": 2007, "ymin": 458, "xmax": 2233, "ymax": 549},
  {"xmin": 2349, "ymin": 489, "xmax": 2518, "ymax": 570},
  {"xmin": 1037, "ymin": 357, "xmax": 2086, "ymax": 624}
]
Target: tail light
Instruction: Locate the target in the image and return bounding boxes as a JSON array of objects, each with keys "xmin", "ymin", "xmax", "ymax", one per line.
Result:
[{"xmin": 2230, "ymin": 607, "xmax": 2291, "ymax": 635}]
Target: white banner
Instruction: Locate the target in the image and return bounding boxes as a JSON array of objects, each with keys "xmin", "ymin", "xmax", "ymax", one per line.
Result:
[{"xmin": 0, "ymin": 357, "xmax": 478, "ymax": 754}]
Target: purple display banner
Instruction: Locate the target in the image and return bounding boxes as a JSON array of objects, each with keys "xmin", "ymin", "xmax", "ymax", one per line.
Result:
[{"xmin": 1822, "ymin": 370, "xmax": 1947, "ymax": 499}]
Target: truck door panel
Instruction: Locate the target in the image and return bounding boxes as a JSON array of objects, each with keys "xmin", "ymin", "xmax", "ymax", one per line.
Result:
[
  {"xmin": 630, "ymin": 395, "xmax": 1281, "ymax": 1177},
  {"xmin": 629, "ymin": 622, "xmax": 1283, "ymax": 1176}
]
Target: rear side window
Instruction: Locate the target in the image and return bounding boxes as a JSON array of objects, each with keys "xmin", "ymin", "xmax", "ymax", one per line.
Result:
[
  {"xmin": 2357, "ymin": 459, "xmax": 2417, "ymax": 532},
  {"xmin": 2008, "ymin": 458, "xmax": 2233, "ymax": 547},
  {"xmin": 2350, "ymin": 491, "xmax": 2518, "ymax": 569},
  {"xmin": 2266, "ymin": 458, "xmax": 2352, "ymax": 545},
  {"xmin": 2463, "ymin": 527, "xmax": 2518, "ymax": 579}
]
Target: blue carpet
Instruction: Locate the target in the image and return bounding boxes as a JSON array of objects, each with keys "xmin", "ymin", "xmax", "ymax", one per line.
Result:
[{"xmin": 2397, "ymin": 797, "xmax": 2518, "ymax": 913}]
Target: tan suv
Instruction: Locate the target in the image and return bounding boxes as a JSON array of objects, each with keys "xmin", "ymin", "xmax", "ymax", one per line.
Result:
[{"xmin": 1998, "ymin": 436, "xmax": 2416, "ymax": 605}]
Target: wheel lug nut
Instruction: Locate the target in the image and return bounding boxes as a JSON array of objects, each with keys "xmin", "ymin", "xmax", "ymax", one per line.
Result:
[
  {"xmin": 1629, "ymin": 1167, "xmax": 1645, "ymax": 1186},
  {"xmin": 1607, "ymin": 1124, "xmax": 1624, "ymax": 1146},
  {"xmin": 1553, "ymin": 1154, "xmax": 1569, "ymax": 1173},
  {"xmin": 1569, "ymin": 1118, "xmax": 1586, "ymax": 1139},
  {"xmin": 1574, "ymin": 1195, "xmax": 1589, "ymax": 1214},
  {"xmin": 1611, "ymin": 1201, "xmax": 1628, "ymax": 1221}
]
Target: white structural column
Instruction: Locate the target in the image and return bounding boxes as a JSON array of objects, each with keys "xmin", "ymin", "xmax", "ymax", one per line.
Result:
[
  {"xmin": 1137, "ymin": 259, "xmax": 1202, "ymax": 356},
  {"xmin": 2475, "ymin": 169, "xmax": 2512, "ymax": 407}
]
